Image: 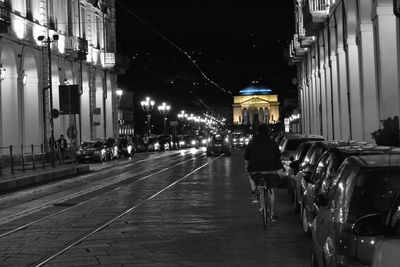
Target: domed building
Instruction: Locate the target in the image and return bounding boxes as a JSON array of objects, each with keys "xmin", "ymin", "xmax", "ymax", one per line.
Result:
[{"xmin": 232, "ymin": 86, "xmax": 280, "ymax": 125}]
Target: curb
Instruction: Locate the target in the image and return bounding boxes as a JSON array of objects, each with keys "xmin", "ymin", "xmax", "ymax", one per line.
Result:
[{"xmin": 0, "ymin": 165, "xmax": 90, "ymax": 192}]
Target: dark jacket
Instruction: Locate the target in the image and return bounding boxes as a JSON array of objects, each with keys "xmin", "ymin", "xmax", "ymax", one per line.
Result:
[{"xmin": 244, "ymin": 134, "xmax": 283, "ymax": 172}]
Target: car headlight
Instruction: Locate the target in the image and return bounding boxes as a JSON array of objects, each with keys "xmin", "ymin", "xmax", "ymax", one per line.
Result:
[
  {"xmin": 202, "ymin": 139, "xmax": 207, "ymax": 144},
  {"xmin": 76, "ymin": 150, "xmax": 82, "ymax": 155},
  {"xmin": 154, "ymin": 142, "xmax": 160, "ymax": 148},
  {"xmin": 191, "ymin": 140, "xmax": 196, "ymax": 145},
  {"xmin": 233, "ymin": 138, "xmax": 237, "ymax": 142},
  {"xmin": 127, "ymin": 145, "xmax": 132, "ymax": 153},
  {"xmin": 240, "ymin": 138, "xmax": 244, "ymax": 142},
  {"xmin": 179, "ymin": 141, "xmax": 185, "ymax": 145}
]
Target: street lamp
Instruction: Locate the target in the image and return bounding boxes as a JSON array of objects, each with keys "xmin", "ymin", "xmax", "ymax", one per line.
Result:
[
  {"xmin": 38, "ymin": 34, "xmax": 59, "ymax": 166},
  {"xmin": 158, "ymin": 102, "xmax": 171, "ymax": 134},
  {"xmin": 140, "ymin": 97, "xmax": 155, "ymax": 136},
  {"xmin": 177, "ymin": 110, "xmax": 188, "ymax": 135}
]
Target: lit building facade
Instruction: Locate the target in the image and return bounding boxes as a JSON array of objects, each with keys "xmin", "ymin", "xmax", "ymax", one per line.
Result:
[
  {"xmin": 289, "ymin": 0, "xmax": 400, "ymax": 141},
  {"xmin": 0, "ymin": 0, "xmax": 125, "ymax": 154},
  {"xmin": 232, "ymin": 88, "xmax": 280, "ymax": 125}
]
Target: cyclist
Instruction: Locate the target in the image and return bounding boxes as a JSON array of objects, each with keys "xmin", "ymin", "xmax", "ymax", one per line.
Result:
[{"xmin": 244, "ymin": 124, "xmax": 283, "ymax": 221}]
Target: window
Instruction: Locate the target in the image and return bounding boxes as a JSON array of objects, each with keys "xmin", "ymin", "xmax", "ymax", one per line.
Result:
[
  {"xmin": 96, "ymin": 15, "xmax": 101, "ymax": 49},
  {"xmin": 26, "ymin": 0, "xmax": 32, "ymax": 20},
  {"xmin": 67, "ymin": 0, "xmax": 73, "ymax": 35},
  {"xmin": 80, "ymin": 5, "xmax": 86, "ymax": 39},
  {"xmin": 48, "ymin": 0, "xmax": 56, "ymax": 30},
  {"xmin": 347, "ymin": 171, "xmax": 400, "ymax": 222}
]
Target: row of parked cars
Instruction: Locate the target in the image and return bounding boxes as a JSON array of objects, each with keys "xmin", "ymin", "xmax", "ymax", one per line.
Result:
[{"xmin": 272, "ymin": 132, "xmax": 400, "ymax": 267}]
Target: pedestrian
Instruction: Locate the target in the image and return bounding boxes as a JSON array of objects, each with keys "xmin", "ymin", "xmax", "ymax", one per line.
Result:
[
  {"xmin": 57, "ymin": 134, "xmax": 68, "ymax": 163},
  {"xmin": 244, "ymin": 124, "xmax": 283, "ymax": 221}
]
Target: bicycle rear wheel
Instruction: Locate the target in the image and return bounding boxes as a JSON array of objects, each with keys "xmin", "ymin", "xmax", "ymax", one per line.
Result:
[{"xmin": 259, "ymin": 188, "xmax": 267, "ymax": 230}]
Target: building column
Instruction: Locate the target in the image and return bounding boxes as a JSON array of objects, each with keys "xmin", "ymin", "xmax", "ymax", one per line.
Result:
[
  {"xmin": 373, "ymin": 3, "xmax": 400, "ymax": 121},
  {"xmin": 359, "ymin": 5, "xmax": 380, "ymax": 140}
]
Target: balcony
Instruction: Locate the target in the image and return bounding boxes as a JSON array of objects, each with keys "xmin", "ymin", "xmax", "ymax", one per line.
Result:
[
  {"xmin": 296, "ymin": 0, "xmax": 323, "ymax": 47},
  {"xmin": 288, "ymin": 34, "xmax": 308, "ymax": 65},
  {"xmin": 65, "ymin": 37, "xmax": 88, "ymax": 60},
  {"xmin": 309, "ymin": 0, "xmax": 330, "ymax": 23}
]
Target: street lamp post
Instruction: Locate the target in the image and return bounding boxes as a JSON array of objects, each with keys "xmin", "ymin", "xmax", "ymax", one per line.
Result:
[
  {"xmin": 38, "ymin": 34, "xmax": 59, "ymax": 166},
  {"xmin": 140, "ymin": 97, "xmax": 155, "ymax": 136},
  {"xmin": 158, "ymin": 102, "xmax": 171, "ymax": 134},
  {"xmin": 177, "ymin": 110, "xmax": 188, "ymax": 135}
]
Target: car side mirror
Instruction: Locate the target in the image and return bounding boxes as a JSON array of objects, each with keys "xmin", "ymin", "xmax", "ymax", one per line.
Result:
[{"xmin": 353, "ymin": 213, "xmax": 383, "ymax": 236}]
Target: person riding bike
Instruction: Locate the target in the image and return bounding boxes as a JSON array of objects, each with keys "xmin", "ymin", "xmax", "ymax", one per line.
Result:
[{"xmin": 244, "ymin": 124, "xmax": 283, "ymax": 221}]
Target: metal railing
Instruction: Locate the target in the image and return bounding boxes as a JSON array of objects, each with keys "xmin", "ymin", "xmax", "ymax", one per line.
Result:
[
  {"xmin": 309, "ymin": 0, "xmax": 330, "ymax": 20},
  {"xmin": 0, "ymin": 144, "xmax": 77, "ymax": 176}
]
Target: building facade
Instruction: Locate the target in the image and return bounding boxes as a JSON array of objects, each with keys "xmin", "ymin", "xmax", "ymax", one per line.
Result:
[
  {"xmin": 0, "ymin": 0, "xmax": 125, "ymax": 154},
  {"xmin": 289, "ymin": 0, "xmax": 400, "ymax": 141},
  {"xmin": 232, "ymin": 94, "xmax": 280, "ymax": 125}
]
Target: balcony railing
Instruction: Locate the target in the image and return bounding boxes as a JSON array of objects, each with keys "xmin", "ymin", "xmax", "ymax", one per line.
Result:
[
  {"xmin": 296, "ymin": 0, "xmax": 323, "ymax": 46},
  {"xmin": 0, "ymin": 1, "xmax": 11, "ymax": 25},
  {"xmin": 309, "ymin": 0, "xmax": 330, "ymax": 22}
]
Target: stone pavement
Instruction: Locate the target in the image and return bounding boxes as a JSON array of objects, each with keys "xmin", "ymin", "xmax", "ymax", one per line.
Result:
[
  {"xmin": 46, "ymin": 151, "xmax": 312, "ymax": 266},
  {"xmin": 0, "ymin": 160, "xmax": 89, "ymax": 192}
]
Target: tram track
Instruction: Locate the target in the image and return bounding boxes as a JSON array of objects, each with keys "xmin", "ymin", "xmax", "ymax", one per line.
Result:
[
  {"xmin": 31, "ymin": 156, "xmax": 222, "ymax": 267},
  {"xmin": 0, "ymin": 150, "xmax": 205, "ymax": 230}
]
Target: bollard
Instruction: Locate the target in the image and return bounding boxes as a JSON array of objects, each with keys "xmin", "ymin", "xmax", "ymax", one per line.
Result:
[
  {"xmin": 21, "ymin": 144, "xmax": 25, "ymax": 172},
  {"xmin": 32, "ymin": 144, "xmax": 36, "ymax": 171},
  {"xmin": 10, "ymin": 145, "xmax": 14, "ymax": 175},
  {"xmin": 41, "ymin": 144, "xmax": 45, "ymax": 169}
]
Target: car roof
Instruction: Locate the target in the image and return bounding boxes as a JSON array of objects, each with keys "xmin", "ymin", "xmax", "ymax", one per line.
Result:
[
  {"xmin": 347, "ymin": 153, "xmax": 400, "ymax": 169},
  {"xmin": 326, "ymin": 145, "xmax": 400, "ymax": 159}
]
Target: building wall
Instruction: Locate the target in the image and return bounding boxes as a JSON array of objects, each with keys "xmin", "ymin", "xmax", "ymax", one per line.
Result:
[
  {"xmin": 290, "ymin": 0, "xmax": 400, "ymax": 142},
  {"xmin": 0, "ymin": 0, "xmax": 119, "ymax": 153}
]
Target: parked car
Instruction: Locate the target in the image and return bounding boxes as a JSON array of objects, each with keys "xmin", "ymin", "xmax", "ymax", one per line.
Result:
[
  {"xmin": 279, "ymin": 134, "xmax": 325, "ymax": 186},
  {"xmin": 285, "ymin": 141, "xmax": 317, "ymax": 200},
  {"xmin": 371, "ymin": 191, "xmax": 400, "ymax": 267},
  {"xmin": 206, "ymin": 134, "xmax": 232, "ymax": 156},
  {"xmin": 302, "ymin": 145, "xmax": 397, "ymax": 234},
  {"xmin": 103, "ymin": 138, "xmax": 119, "ymax": 160},
  {"xmin": 76, "ymin": 140, "xmax": 108, "ymax": 163},
  {"xmin": 158, "ymin": 134, "xmax": 172, "ymax": 151},
  {"xmin": 293, "ymin": 141, "xmax": 354, "ymax": 212},
  {"xmin": 311, "ymin": 153, "xmax": 400, "ymax": 267},
  {"xmin": 117, "ymin": 137, "xmax": 135, "ymax": 157}
]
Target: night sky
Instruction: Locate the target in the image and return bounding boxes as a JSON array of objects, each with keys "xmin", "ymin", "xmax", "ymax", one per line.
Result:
[{"xmin": 115, "ymin": 0, "xmax": 296, "ymax": 122}]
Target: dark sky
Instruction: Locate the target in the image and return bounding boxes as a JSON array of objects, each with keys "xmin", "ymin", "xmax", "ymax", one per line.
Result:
[{"xmin": 116, "ymin": 0, "xmax": 296, "ymax": 117}]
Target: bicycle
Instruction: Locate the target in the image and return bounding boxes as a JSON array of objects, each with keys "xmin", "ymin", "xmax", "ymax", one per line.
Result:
[{"xmin": 251, "ymin": 172, "xmax": 274, "ymax": 230}]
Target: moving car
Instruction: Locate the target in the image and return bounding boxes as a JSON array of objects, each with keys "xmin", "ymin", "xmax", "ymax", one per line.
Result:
[
  {"xmin": 181, "ymin": 135, "xmax": 200, "ymax": 148},
  {"xmin": 206, "ymin": 134, "xmax": 231, "ymax": 156},
  {"xmin": 311, "ymin": 154, "xmax": 400, "ymax": 267}
]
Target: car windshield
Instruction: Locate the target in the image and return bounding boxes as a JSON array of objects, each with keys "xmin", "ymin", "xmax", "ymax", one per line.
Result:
[
  {"xmin": 211, "ymin": 135, "xmax": 227, "ymax": 144},
  {"xmin": 285, "ymin": 139, "xmax": 303, "ymax": 151},
  {"xmin": 347, "ymin": 170, "xmax": 400, "ymax": 222},
  {"xmin": 81, "ymin": 142, "xmax": 102, "ymax": 149},
  {"xmin": 183, "ymin": 136, "xmax": 196, "ymax": 142}
]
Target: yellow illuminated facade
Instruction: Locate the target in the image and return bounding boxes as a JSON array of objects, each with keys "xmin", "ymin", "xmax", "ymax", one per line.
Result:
[{"xmin": 232, "ymin": 94, "xmax": 280, "ymax": 125}]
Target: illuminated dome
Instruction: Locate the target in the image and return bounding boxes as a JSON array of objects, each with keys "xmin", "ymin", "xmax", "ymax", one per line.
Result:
[{"xmin": 239, "ymin": 85, "xmax": 272, "ymax": 95}]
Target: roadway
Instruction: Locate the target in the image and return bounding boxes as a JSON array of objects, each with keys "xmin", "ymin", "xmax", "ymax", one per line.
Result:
[{"xmin": 0, "ymin": 148, "xmax": 311, "ymax": 266}]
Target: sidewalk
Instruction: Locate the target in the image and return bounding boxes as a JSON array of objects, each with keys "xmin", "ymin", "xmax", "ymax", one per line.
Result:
[{"xmin": 0, "ymin": 160, "xmax": 90, "ymax": 192}]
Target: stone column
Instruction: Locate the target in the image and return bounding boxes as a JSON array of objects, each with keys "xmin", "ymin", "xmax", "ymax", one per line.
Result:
[{"xmin": 372, "ymin": 1, "xmax": 400, "ymax": 120}]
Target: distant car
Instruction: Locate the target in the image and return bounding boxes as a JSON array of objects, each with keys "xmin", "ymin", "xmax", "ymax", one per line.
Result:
[
  {"xmin": 76, "ymin": 141, "xmax": 108, "ymax": 163},
  {"xmin": 158, "ymin": 135, "xmax": 172, "ymax": 151},
  {"xmin": 117, "ymin": 137, "xmax": 135, "ymax": 157},
  {"xmin": 147, "ymin": 137, "xmax": 160, "ymax": 151},
  {"xmin": 181, "ymin": 135, "xmax": 199, "ymax": 148},
  {"xmin": 207, "ymin": 134, "xmax": 232, "ymax": 156},
  {"xmin": 311, "ymin": 153, "xmax": 400, "ymax": 267}
]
